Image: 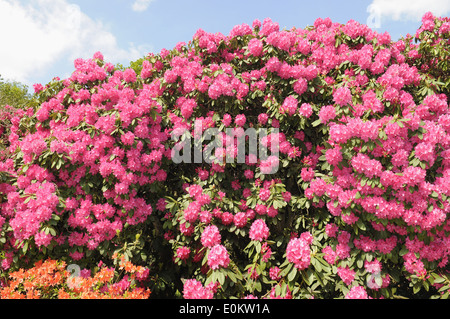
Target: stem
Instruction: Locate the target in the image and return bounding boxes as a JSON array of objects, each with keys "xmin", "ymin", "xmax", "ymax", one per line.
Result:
[{"xmin": 392, "ymin": 294, "xmax": 409, "ymax": 299}]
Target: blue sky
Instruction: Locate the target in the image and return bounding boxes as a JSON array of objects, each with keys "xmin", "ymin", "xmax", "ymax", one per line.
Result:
[{"xmin": 1, "ymin": 0, "xmax": 449, "ymax": 89}]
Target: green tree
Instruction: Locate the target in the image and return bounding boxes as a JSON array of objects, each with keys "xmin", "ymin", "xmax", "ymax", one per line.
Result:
[
  {"xmin": 0, "ymin": 76, "xmax": 36, "ymax": 109},
  {"xmin": 0, "ymin": 76, "xmax": 37, "ymax": 156}
]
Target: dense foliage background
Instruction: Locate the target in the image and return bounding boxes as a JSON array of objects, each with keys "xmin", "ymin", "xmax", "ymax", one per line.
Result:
[{"xmin": 0, "ymin": 12, "xmax": 450, "ymax": 299}]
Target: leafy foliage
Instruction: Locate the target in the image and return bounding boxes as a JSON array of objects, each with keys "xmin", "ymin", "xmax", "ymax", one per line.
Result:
[{"xmin": 1, "ymin": 13, "xmax": 450, "ymax": 299}]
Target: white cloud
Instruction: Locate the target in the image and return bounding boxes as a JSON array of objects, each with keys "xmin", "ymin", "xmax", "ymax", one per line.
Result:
[
  {"xmin": 368, "ymin": 0, "xmax": 450, "ymax": 22},
  {"xmin": 132, "ymin": 0, "xmax": 155, "ymax": 12},
  {"xmin": 0, "ymin": 0, "xmax": 152, "ymax": 84}
]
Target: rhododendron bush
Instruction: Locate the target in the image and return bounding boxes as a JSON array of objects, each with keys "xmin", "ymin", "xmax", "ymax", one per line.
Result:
[{"xmin": 1, "ymin": 12, "xmax": 450, "ymax": 299}]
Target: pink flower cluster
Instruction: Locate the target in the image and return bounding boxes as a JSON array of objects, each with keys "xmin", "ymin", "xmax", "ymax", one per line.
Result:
[
  {"xmin": 201, "ymin": 225, "xmax": 221, "ymax": 247},
  {"xmin": 249, "ymin": 219, "xmax": 270, "ymax": 242},
  {"xmin": 1, "ymin": 52, "xmax": 171, "ymax": 262},
  {"xmin": 337, "ymin": 266, "xmax": 355, "ymax": 285},
  {"xmin": 345, "ymin": 286, "xmax": 369, "ymax": 299},
  {"xmin": 300, "ymin": 14, "xmax": 450, "ymax": 276},
  {"xmin": 5, "ymin": 166, "xmax": 58, "ymax": 243},
  {"xmin": 207, "ymin": 244, "xmax": 230, "ymax": 270},
  {"xmin": 183, "ymin": 279, "xmax": 214, "ymax": 299}
]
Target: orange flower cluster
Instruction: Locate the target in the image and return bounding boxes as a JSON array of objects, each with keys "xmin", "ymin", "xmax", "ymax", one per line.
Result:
[
  {"xmin": 0, "ymin": 259, "xmax": 68, "ymax": 299},
  {"xmin": 0, "ymin": 258, "xmax": 151, "ymax": 299}
]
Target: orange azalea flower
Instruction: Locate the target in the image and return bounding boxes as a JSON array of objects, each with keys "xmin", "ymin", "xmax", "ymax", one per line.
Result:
[
  {"xmin": 23, "ymin": 280, "xmax": 34, "ymax": 291},
  {"xmin": 1, "ymin": 257, "xmax": 151, "ymax": 300},
  {"xmin": 26, "ymin": 289, "xmax": 40, "ymax": 299},
  {"xmin": 125, "ymin": 288, "xmax": 151, "ymax": 299},
  {"xmin": 124, "ymin": 261, "xmax": 135, "ymax": 273},
  {"xmin": 51, "ymin": 271, "xmax": 64, "ymax": 286},
  {"xmin": 34, "ymin": 260, "xmax": 43, "ymax": 269},
  {"xmin": 7, "ymin": 291, "xmax": 26, "ymax": 299},
  {"xmin": 93, "ymin": 267, "xmax": 114, "ymax": 284},
  {"xmin": 9, "ymin": 269, "xmax": 25, "ymax": 281},
  {"xmin": 8, "ymin": 279, "xmax": 21, "ymax": 290},
  {"xmin": 60, "ymin": 290, "xmax": 73, "ymax": 299},
  {"xmin": 0, "ymin": 287, "xmax": 18, "ymax": 299}
]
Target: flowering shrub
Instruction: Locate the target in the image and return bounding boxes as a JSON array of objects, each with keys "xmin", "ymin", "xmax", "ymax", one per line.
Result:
[
  {"xmin": 0, "ymin": 256, "xmax": 150, "ymax": 299},
  {"xmin": 1, "ymin": 12, "xmax": 450, "ymax": 299}
]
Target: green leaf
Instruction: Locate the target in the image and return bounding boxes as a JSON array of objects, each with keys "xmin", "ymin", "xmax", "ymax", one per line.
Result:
[
  {"xmin": 413, "ymin": 282, "xmax": 421, "ymax": 294},
  {"xmin": 432, "ymin": 276, "xmax": 446, "ymax": 284},
  {"xmin": 254, "ymin": 241, "xmax": 262, "ymax": 254},
  {"xmin": 356, "ymin": 219, "xmax": 366, "ymax": 231},
  {"xmin": 287, "ymin": 266, "xmax": 298, "ymax": 282},
  {"xmin": 312, "ymin": 257, "xmax": 322, "ymax": 272},
  {"xmin": 273, "ymin": 200, "xmax": 284, "ymax": 209},
  {"xmin": 375, "ymin": 275, "xmax": 383, "ymax": 288},
  {"xmin": 303, "ymin": 269, "xmax": 315, "ymax": 286},
  {"xmin": 22, "ymin": 241, "xmax": 29, "ymax": 254},
  {"xmin": 281, "ymin": 262, "xmax": 293, "ymax": 277},
  {"xmin": 357, "ymin": 258, "xmax": 364, "ymax": 268},
  {"xmin": 217, "ymin": 271, "xmax": 226, "ymax": 286},
  {"xmin": 228, "ymin": 270, "xmax": 237, "ymax": 283},
  {"xmin": 312, "ymin": 119, "xmax": 322, "ymax": 127},
  {"xmin": 49, "ymin": 227, "xmax": 56, "ymax": 236},
  {"xmin": 361, "ymin": 177, "xmax": 367, "ymax": 187}
]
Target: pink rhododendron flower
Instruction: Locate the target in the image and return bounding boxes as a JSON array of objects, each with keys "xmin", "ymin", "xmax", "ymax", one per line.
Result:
[
  {"xmin": 319, "ymin": 105, "xmax": 336, "ymax": 123},
  {"xmin": 286, "ymin": 233, "xmax": 313, "ymax": 270},
  {"xmin": 293, "ymin": 78, "xmax": 308, "ymax": 95},
  {"xmin": 298, "ymin": 103, "xmax": 313, "ymax": 118},
  {"xmin": 249, "ymin": 219, "xmax": 270, "ymax": 242},
  {"xmin": 123, "ymin": 68, "xmax": 137, "ymax": 83},
  {"xmin": 233, "ymin": 212, "xmax": 248, "ymax": 228},
  {"xmin": 365, "ymin": 260, "xmax": 382, "ymax": 274},
  {"xmin": 345, "ymin": 286, "xmax": 369, "ymax": 299},
  {"xmin": 323, "ymin": 246, "xmax": 338, "ymax": 264},
  {"xmin": 33, "ymin": 83, "xmax": 44, "ymax": 93},
  {"xmin": 280, "ymin": 96, "xmax": 298, "ymax": 116},
  {"xmin": 183, "ymin": 279, "xmax": 214, "ymax": 299},
  {"xmin": 177, "ymin": 246, "xmax": 191, "ymax": 260},
  {"xmin": 235, "ymin": 114, "xmax": 246, "ymax": 127},
  {"xmin": 201, "ymin": 225, "xmax": 221, "ymax": 248},
  {"xmin": 34, "ymin": 231, "xmax": 53, "ymax": 247},
  {"xmin": 207, "ymin": 244, "xmax": 230, "ymax": 270},
  {"xmin": 325, "ymin": 146, "xmax": 343, "ymax": 166},
  {"xmin": 337, "ymin": 266, "xmax": 356, "ymax": 285},
  {"xmin": 121, "ymin": 131, "xmax": 135, "ymax": 146},
  {"xmin": 248, "ymin": 38, "xmax": 263, "ymax": 56},
  {"xmin": 333, "ymin": 86, "xmax": 352, "ymax": 106},
  {"xmin": 259, "ymin": 188, "xmax": 271, "ymax": 201},
  {"xmin": 269, "ymin": 266, "xmax": 281, "ymax": 281},
  {"xmin": 258, "ymin": 113, "xmax": 269, "ymax": 125}
]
